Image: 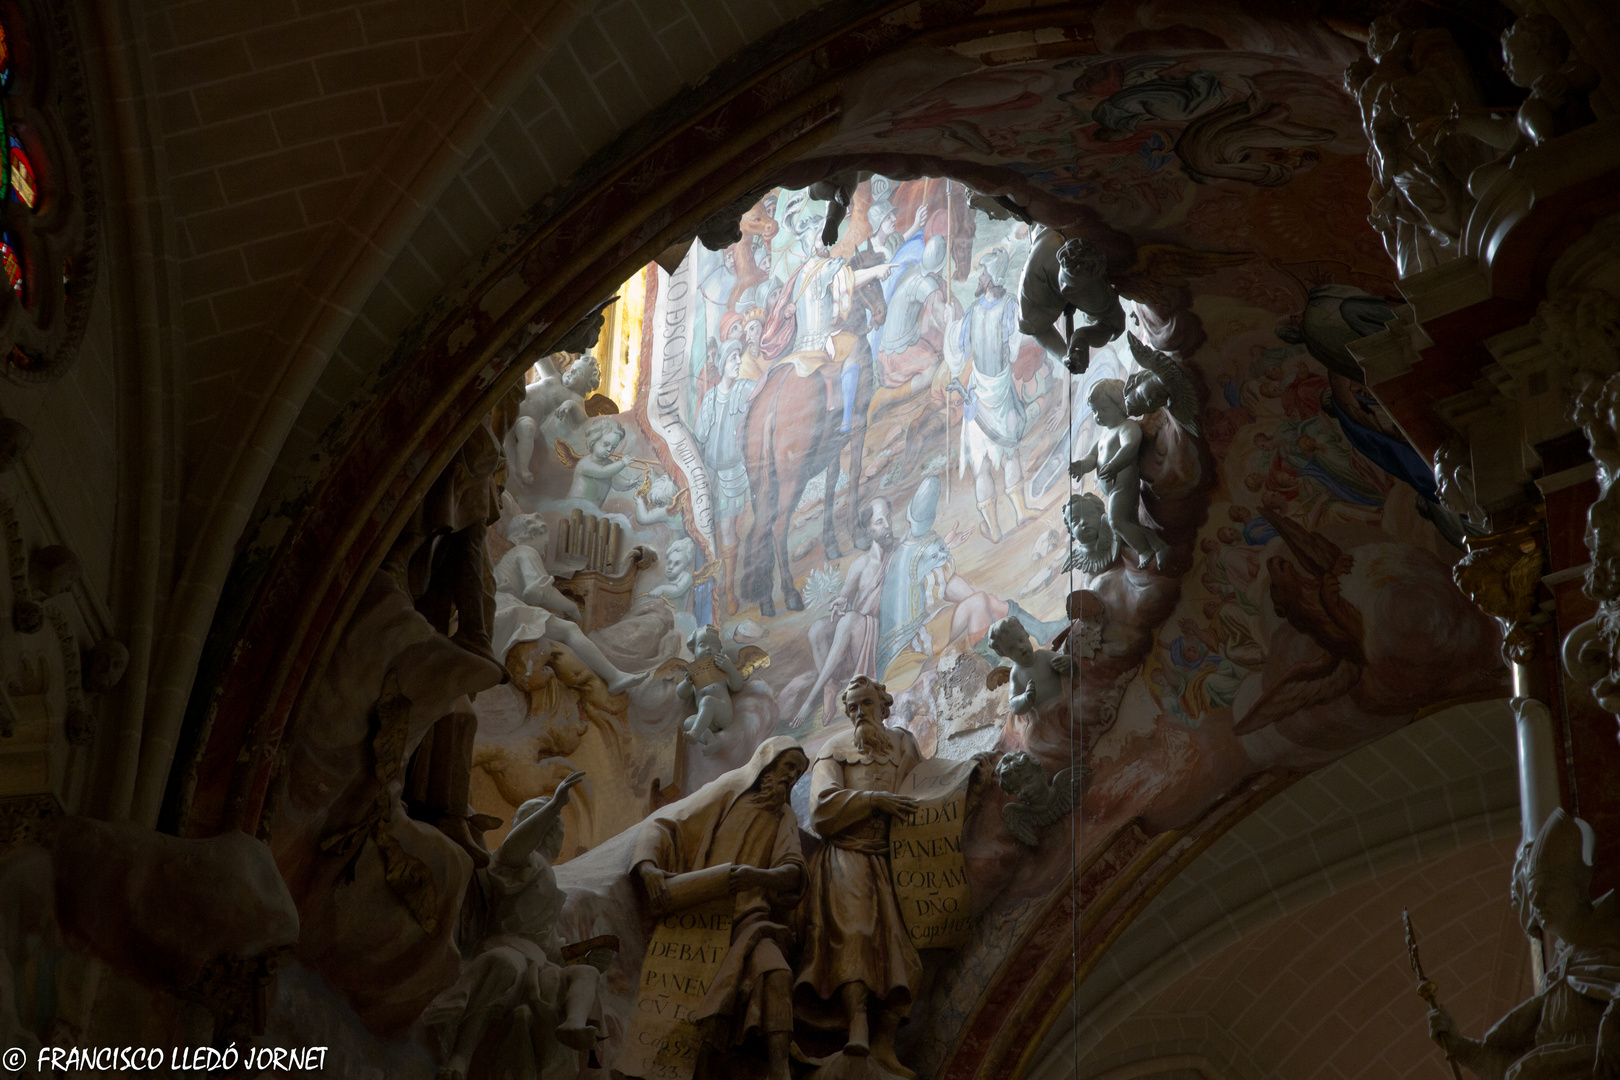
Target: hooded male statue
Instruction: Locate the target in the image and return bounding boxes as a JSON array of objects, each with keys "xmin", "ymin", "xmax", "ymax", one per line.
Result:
[{"xmin": 633, "ymin": 737, "xmax": 810, "ymax": 1080}]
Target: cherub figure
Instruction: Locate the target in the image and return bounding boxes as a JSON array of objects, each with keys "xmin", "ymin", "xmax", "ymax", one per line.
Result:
[
  {"xmin": 986, "ymin": 615, "xmax": 1073, "ymax": 715},
  {"xmin": 1446, "ymin": 14, "xmax": 1598, "ymax": 171},
  {"xmin": 1123, "ymin": 333, "xmax": 1201, "ymax": 434},
  {"xmin": 510, "ymin": 353, "xmax": 602, "ymax": 484},
  {"xmin": 1062, "ymin": 492, "xmax": 1120, "ymax": 575},
  {"xmin": 1017, "ymin": 226, "xmax": 1126, "ymax": 375},
  {"xmin": 422, "ymin": 770, "xmax": 610, "ymax": 1080},
  {"xmin": 647, "ymin": 537, "xmax": 697, "ymax": 608},
  {"xmin": 654, "ymin": 625, "xmax": 771, "ymax": 752},
  {"xmin": 1070, "ymin": 379, "xmax": 1172, "ymax": 569},
  {"xmin": 632, "ymin": 472, "xmax": 688, "ymax": 531},
  {"xmin": 995, "ymin": 751, "xmax": 1081, "ymax": 847},
  {"xmin": 558, "ymin": 418, "xmax": 643, "ymax": 506}
]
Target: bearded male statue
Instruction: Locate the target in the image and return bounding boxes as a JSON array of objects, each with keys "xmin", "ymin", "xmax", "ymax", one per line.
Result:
[{"xmin": 795, "ymin": 674, "xmax": 922, "ymax": 1079}]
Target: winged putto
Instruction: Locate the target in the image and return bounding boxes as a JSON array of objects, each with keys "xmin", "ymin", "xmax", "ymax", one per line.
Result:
[
  {"xmin": 996, "ymin": 751, "xmax": 1081, "ymax": 847},
  {"xmin": 653, "ymin": 624, "xmax": 770, "ymax": 752}
]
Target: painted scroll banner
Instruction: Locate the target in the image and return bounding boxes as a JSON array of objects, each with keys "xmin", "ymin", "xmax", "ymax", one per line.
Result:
[
  {"xmin": 618, "ymin": 900, "xmax": 732, "ymax": 1080},
  {"xmin": 891, "ymin": 756, "xmax": 980, "ymax": 950},
  {"xmin": 644, "ymin": 261, "xmax": 717, "ymax": 554}
]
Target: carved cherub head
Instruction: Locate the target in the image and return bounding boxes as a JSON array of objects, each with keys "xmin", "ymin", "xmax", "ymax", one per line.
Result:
[
  {"xmin": 987, "ymin": 616, "xmax": 1036, "ymax": 666},
  {"xmin": 1088, "ymin": 379, "xmax": 1129, "ymax": 427},
  {"xmin": 994, "ymin": 751, "xmax": 1047, "ymax": 804},
  {"xmin": 1064, "ymin": 492, "xmax": 1119, "ymax": 575},
  {"xmin": 506, "ymin": 511, "xmax": 548, "ymax": 549},
  {"xmin": 563, "ymin": 354, "xmax": 602, "ymax": 395},
  {"xmin": 1501, "ymin": 14, "xmax": 1569, "ymax": 89},
  {"xmin": 687, "ymin": 623, "xmax": 724, "ymax": 659}
]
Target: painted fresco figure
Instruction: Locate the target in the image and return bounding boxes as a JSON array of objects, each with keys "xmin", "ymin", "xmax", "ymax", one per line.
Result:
[
  {"xmin": 877, "ymin": 477, "xmax": 1039, "ymax": 678},
  {"xmin": 492, "ymin": 512, "xmax": 646, "ymax": 695},
  {"xmin": 871, "ymin": 234, "xmax": 951, "ymax": 418},
  {"xmin": 695, "ymin": 340, "xmax": 755, "ymax": 615},
  {"xmin": 510, "ymin": 353, "xmax": 602, "ymax": 484},
  {"xmin": 780, "ymin": 234, "xmax": 891, "ymax": 433},
  {"xmin": 1017, "ymin": 226, "xmax": 1125, "ymax": 375},
  {"xmin": 794, "ymin": 498, "xmax": 897, "ymax": 727},
  {"xmin": 958, "ymin": 247, "xmax": 1034, "ymax": 543},
  {"xmin": 634, "ymin": 738, "xmax": 809, "ymax": 1080},
  {"xmin": 423, "ymin": 770, "xmax": 606, "ymax": 1080},
  {"xmin": 566, "ymin": 418, "xmax": 642, "ymax": 506},
  {"xmin": 795, "ymin": 676, "xmax": 922, "ymax": 1080}
]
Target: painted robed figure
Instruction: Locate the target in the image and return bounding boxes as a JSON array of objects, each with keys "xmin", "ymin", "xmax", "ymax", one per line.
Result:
[{"xmin": 795, "ymin": 674, "xmax": 923, "ymax": 1079}]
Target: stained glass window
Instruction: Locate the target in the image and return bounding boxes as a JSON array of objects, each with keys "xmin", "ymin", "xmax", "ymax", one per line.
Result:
[
  {"xmin": 0, "ymin": 236, "xmax": 21, "ymax": 297},
  {"xmin": 9, "ymin": 139, "xmax": 33, "ymax": 208},
  {"xmin": 0, "ymin": 1, "xmax": 96, "ymax": 382}
]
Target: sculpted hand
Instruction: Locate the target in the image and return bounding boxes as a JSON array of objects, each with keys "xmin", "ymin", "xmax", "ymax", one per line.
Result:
[
  {"xmin": 553, "ymin": 770, "xmax": 587, "ymax": 805},
  {"xmin": 873, "ymin": 793, "xmax": 919, "ymax": 818},
  {"xmin": 830, "ymin": 596, "xmax": 850, "ymax": 617},
  {"xmin": 1051, "ymin": 652, "xmax": 1073, "ymax": 676},
  {"xmin": 1426, "ymin": 1008, "xmax": 1456, "ymax": 1046}
]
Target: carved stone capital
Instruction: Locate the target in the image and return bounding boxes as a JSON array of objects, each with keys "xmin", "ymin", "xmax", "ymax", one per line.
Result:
[{"xmin": 1454, "ymin": 522, "xmax": 1547, "ymax": 664}]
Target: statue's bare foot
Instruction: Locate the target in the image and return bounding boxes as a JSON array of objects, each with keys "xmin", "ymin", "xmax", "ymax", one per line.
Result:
[
  {"xmin": 436, "ymin": 1063, "xmax": 466, "ymax": 1080},
  {"xmin": 556, "ymin": 1021, "xmax": 599, "ymax": 1052},
  {"xmin": 606, "ymin": 669, "xmax": 647, "ymax": 695}
]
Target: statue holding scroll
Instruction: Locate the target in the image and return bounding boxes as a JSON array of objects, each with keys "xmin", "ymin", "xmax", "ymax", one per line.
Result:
[
  {"xmin": 633, "ymin": 737, "xmax": 810, "ymax": 1080},
  {"xmin": 796, "ymin": 675, "xmax": 923, "ymax": 1079},
  {"xmin": 1424, "ymin": 809, "xmax": 1620, "ymax": 1079}
]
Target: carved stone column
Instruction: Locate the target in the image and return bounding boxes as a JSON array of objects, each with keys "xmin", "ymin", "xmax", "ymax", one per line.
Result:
[{"xmin": 1453, "ymin": 523, "xmax": 1564, "ymax": 849}]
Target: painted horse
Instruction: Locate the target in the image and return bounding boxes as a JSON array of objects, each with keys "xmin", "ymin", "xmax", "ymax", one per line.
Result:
[{"xmin": 740, "ymin": 335, "xmax": 873, "ymax": 618}]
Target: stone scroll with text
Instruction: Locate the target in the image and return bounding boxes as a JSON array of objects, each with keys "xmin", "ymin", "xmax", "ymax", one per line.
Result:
[
  {"xmin": 618, "ymin": 900, "xmax": 732, "ymax": 1080},
  {"xmin": 890, "ymin": 756, "xmax": 981, "ymax": 950}
]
